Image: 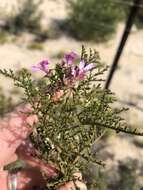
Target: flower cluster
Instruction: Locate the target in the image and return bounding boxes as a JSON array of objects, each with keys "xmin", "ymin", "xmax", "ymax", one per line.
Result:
[{"xmin": 32, "ymin": 51, "xmax": 95, "ymax": 87}]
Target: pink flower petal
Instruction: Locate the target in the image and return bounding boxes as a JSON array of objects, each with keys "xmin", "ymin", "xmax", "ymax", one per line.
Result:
[
  {"xmin": 79, "ymin": 60, "xmax": 85, "ymax": 70},
  {"xmin": 31, "ymin": 60, "xmax": 49, "ymax": 73},
  {"xmin": 39, "ymin": 60, "xmax": 49, "ymax": 71},
  {"xmin": 31, "ymin": 66, "xmax": 41, "ymax": 72},
  {"xmin": 65, "ymin": 52, "xmax": 78, "ymax": 65},
  {"xmin": 71, "ymin": 67, "xmax": 76, "ymax": 77},
  {"xmin": 84, "ymin": 63, "xmax": 95, "ymax": 72}
]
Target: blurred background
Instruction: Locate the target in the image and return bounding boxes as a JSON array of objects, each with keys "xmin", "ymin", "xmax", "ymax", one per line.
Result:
[{"xmin": 0, "ymin": 0, "xmax": 143, "ymax": 189}]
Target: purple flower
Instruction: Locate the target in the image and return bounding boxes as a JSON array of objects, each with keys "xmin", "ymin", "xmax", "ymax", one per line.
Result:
[
  {"xmin": 79, "ymin": 60, "xmax": 95, "ymax": 72},
  {"xmin": 65, "ymin": 51, "xmax": 78, "ymax": 65},
  {"xmin": 32, "ymin": 60, "xmax": 49, "ymax": 73},
  {"xmin": 72, "ymin": 60, "xmax": 95, "ymax": 79}
]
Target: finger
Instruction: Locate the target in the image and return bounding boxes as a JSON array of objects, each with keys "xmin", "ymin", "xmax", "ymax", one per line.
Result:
[
  {"xmin": 0, "ymin": 169, "xmax": 7, "ymax": 190},
  {"xmin": 0, "ymin": 153, "xmax": 18, "ymax": 190},
  {"xmin": 0, "ymin": 105, "xmax": 37, "ymax": 167},
  {"xmin": 57, "ymin": 180, "xmax": 87, "ymax": 190},
  {"xmin": 17, "ymin": 167, "xmax": 45, "ymax": 190},
  {"xmin": 57, "ymin": 172, "xmax": 86, "ymax": 190},
  {"xmin": 73, "ymin": 172, "xmax": 82, "ymax": 180},
  {"xmin": 17, "ymin": 141, "xmax": 58, "ymax": 178},
  {"xmin": 17, "ymin": 142, "xmax": 86, "ymax": 190}
]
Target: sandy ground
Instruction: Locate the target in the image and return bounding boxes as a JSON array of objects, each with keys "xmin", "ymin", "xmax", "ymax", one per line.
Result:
[{"xmin": 0, "ymin": 0, "xmax": 143, "ymax": 167}]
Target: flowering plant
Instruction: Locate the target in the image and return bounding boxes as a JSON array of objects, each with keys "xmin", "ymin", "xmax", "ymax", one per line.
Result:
[{"xmin": 0, "ymin": 47, "xmax": 142, "ymax": 189}]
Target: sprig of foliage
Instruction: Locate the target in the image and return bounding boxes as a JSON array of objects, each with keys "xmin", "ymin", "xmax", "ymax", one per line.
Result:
[{"xmin": 1, "ymin": 47, "xmax": 143, "ymax": 189}]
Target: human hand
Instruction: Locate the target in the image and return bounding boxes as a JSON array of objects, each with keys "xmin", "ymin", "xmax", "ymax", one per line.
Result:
[{"xmin": 0, "ymin": 105, "xmax": 87, "ymax": 190}]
